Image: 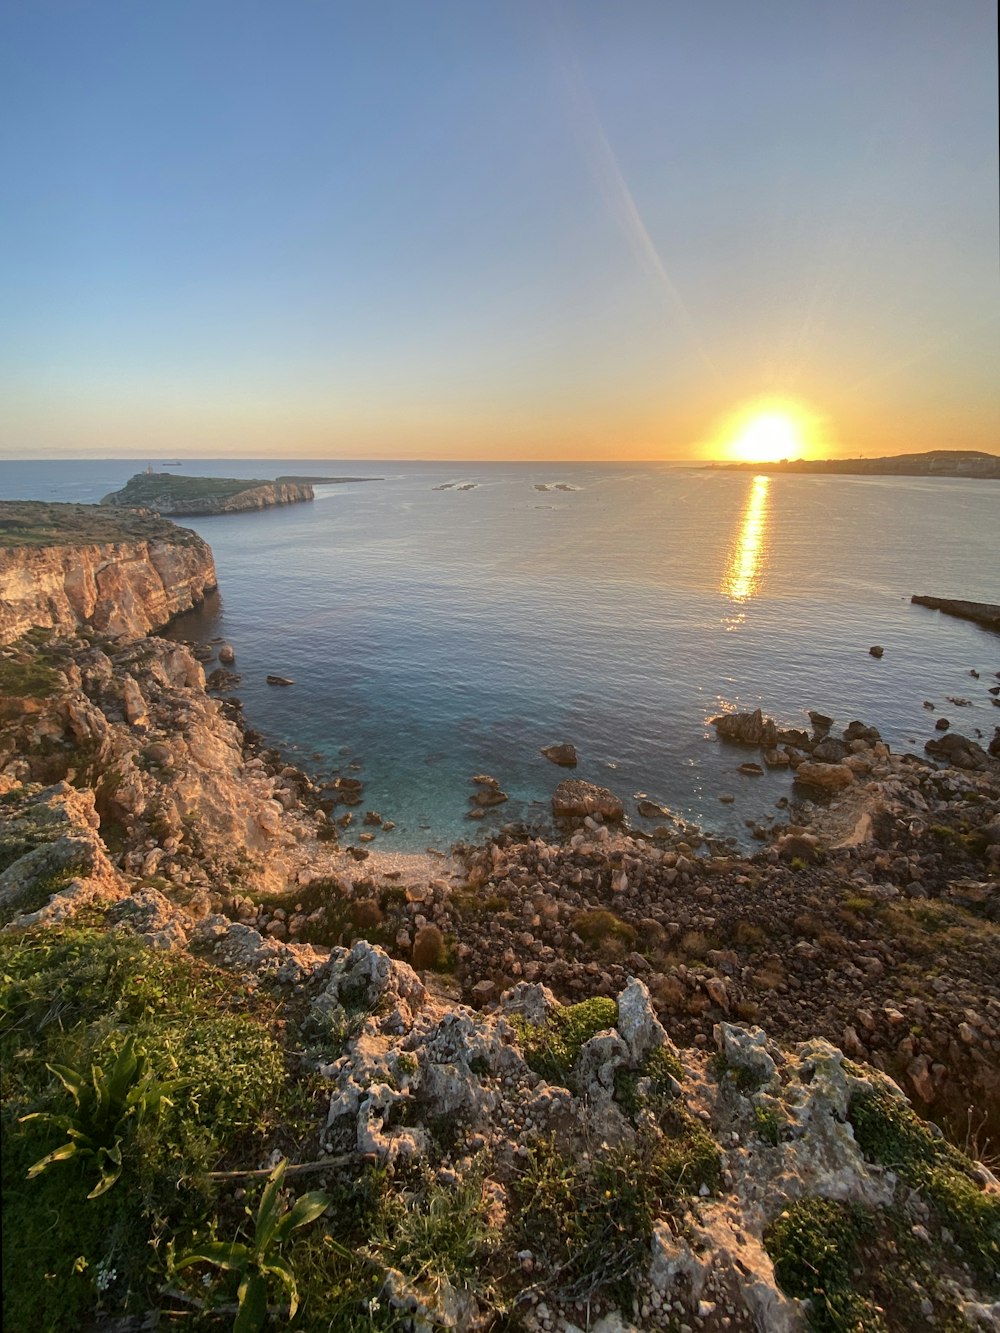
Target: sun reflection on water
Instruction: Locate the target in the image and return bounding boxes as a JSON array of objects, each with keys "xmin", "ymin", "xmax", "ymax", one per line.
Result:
[{"xmin": 723, "ymin": 474, "xmax": 770, "ymax": 604}]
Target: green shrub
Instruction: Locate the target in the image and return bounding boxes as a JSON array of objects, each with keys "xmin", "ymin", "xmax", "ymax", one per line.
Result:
[
  {"xmin": 20, "ymin": 1034, "xmax": 186, "ymax": 1198},
  {"xmin": 1, "ymin": 926, "xmax": 291, "ymax": 1330},
  {"xmin": 511, "ymin": 996, "xmax": 618, "ymax": 1086},
  {"xmin": 765, "ymin": 1197, "xmax": 882, "ymax": 1332},
  {"xmin": 411, "ymin": 924, "xmax": 446, "ymax": 970},
  {"xmin": 850, "ymin": 1083, "xmax": 1000, "ymax": 1280}
]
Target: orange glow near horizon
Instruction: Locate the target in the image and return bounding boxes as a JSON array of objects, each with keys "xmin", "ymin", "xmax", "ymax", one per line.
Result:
[{"xmin": 708, "ymin": 396, "xmax": 827, "ymax": 464}]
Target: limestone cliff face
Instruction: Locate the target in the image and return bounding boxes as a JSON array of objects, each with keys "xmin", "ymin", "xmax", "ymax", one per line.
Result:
[
  {"xmin": 0, "ymin": 536, "xmax": 217, "ymax": 645},
  {"xmin": 0, "ymin": 634, "xmax": 336, "ymax": 897}
]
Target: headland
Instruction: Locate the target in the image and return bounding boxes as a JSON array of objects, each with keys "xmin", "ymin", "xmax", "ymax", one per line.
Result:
[
  {"xmin": 708, "ymin": 448, "xmax": 1000, "ymax": 479},
  {"xmin": 100, "ymin": 470, "xmax": 382, "ymax": 517},
  {"xmin": 1, "ymin": 508, "xmax": 998, "ymax": 1331}
]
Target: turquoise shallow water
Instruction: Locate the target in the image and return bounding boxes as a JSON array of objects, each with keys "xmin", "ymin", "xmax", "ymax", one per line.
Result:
[{"xmin": 2, "ymin": 459, "xmax": 998, "ymax": 850}]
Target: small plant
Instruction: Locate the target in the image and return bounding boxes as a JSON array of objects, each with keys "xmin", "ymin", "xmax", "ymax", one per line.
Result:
[
  {"xmin": 411, "ymin": 924, "xmax": 446, "ymax": 969},
  {"xmin": 19, "ymin": 1035, "xmax": 185, "ymax": 1198},
  {"xmin": 614, "ymin": 1046, "xmax": 684, "ymax": 1117},
  {"xmin": 172, "ymin": 1159, "xmax": 329, "ymax": 1332},
  {"xmin": 511, "ymin": 996, "xmax": 618, "ymax": 1086},
  {"xmin": 753, "ymin": 1104, "xmax": 782, "ymax": 1145},
  {"xmin": 765, "ymin": 1196, "xmax": 881, "ymax": 1331},
  {"xmin": 371, "ymin": 1168, "xmax": 490, "ymax": 1294},
  {"xmin": 572, "ymin": 909, "xmax": 637, "ymax": 950}
]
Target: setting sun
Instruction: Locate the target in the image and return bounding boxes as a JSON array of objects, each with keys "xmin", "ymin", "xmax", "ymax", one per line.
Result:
[
  {"xmin": 706, "ymin": 397, "xmax": 827, "ymax": 464},
  {"xmin": 728, "ymin": 412, "xmax": 800, "ymax": 463}
]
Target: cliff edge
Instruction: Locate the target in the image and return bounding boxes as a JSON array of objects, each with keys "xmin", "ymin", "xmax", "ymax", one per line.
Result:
[{"xmin": 0, "ymin": 501, "xmax": 217, "ymax": 644}]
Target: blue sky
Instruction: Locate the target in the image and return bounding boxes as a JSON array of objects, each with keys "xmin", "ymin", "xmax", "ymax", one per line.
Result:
[{"xmin": 1, "ymin": 1, "xmax": 997, "ymax": 459}]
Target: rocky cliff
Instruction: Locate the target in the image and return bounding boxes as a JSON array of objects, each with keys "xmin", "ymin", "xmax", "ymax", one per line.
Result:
[
  {"xmin": 101, "ymin": 471, "xmax": 315, "ymax": 515},
  {"xmin": 0, "ymin": 502, "xmax": 217, "ymax": 644}
]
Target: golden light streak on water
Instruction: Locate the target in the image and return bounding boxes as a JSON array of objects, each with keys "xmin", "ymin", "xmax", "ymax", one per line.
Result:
[{"xmin": 723, "ymin": 474, "xmax": 771, "ymax": 602}]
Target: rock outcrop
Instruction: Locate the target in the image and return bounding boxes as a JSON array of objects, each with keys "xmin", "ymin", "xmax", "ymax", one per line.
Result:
[
  {"xmin": 0, "ymin": 502, "xmax": 216, "ymax": 644},
  {"xmin": 101, "ymin": 472, "xmax": 315, "ymax": 516}
]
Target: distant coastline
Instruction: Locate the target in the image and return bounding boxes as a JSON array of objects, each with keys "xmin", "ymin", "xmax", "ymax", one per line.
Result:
[
  {"xmin": 100, "ymin": 470, "xmax": 382, "ymax": 518},
  {"xmin": 703, "ymin": 448, "xmax": 1000, "ymax": 480}
]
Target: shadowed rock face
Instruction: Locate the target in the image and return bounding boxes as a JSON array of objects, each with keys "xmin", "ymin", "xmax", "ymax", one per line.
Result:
[{"xmin": 0, "ymin": 503, "xmax": 217, "ymax": 644}]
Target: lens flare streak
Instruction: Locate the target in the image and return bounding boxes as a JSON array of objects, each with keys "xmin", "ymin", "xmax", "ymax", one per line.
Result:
[{"xmin": 724, "ymin": 475, "xmax": 770, "ymax": 602}]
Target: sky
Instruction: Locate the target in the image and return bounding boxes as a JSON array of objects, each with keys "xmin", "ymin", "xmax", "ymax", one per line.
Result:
[{"xmin": 1, "ymin": 1, "xmax": 997, "ymax": 462}]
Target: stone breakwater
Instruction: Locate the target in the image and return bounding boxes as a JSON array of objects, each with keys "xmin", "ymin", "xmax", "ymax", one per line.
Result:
[{"xmin": 912, "ymin": 595, "xmax": 1000, "ymax": 633}]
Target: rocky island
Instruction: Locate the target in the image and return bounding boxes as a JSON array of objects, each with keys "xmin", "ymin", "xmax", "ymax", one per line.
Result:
[
  {"xmin": 2, "ymin": 510, "xmax": 999, "ymax": 1332},
  {"xmin": 101, "ymin": 470, "xmax": 381, "ymax": 517},
  {"xmin": 710, "ymin": 449, "xmax": 1000, "ymax": 480}
]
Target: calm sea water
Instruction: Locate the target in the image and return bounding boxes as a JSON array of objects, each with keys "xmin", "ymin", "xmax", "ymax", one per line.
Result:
[{"xmin": 2, "ymin": 459, "xmax": 998, "ymax": 850}]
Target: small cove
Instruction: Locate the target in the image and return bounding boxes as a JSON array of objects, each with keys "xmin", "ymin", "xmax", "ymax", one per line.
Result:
[{"xmin": 3, "ymin": 458, "xmax": 998, "ymax": 851}]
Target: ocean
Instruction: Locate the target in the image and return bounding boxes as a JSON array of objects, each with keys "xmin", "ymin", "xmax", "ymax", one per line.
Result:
[{"xmin": 2, "ymin": 458, "xmax": 998, "ymax": 851}]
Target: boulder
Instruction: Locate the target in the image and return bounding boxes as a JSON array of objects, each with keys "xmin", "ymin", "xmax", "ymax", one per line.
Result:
[
  {"xmin": 843, "ymin": 720, "xmax": 881, "ymax": 745},
  {"xmin": 811, "ymin": 737, "xmax": 849, "ymax": 763},
  {"xmin": 637, "ymin": 798, "xmax": 669, "ymax": 818},
  {"xmin": 711, "ymin": 709, "xmax": 780, "ymax": 747},
  {"xmin": 552, "ymin": 780, "xmax": 624, "ymax": 822},
  {"xmin": 925, "ymin": 732, "xmax": 992, "ymax": 771},
  {"xmin": 793, "ymin": 762, "xmax": 855, "ymax": 792},
  {"xmin": 541, "ymin": 742, "xmax": 578, "ymax": 767}
]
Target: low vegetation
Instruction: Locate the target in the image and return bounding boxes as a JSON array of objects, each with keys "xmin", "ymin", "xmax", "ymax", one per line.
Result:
[
  {"xmin": 510, "ymin": 995, "xmax": 618, "ymax": 1086},
  {"xmin": 0, "ymin": 499, "xmax": 202, "ymax": 547},
  {"xmin": 849, "ymin": 1080, "xmax": 1000, "ymax": 1281}
]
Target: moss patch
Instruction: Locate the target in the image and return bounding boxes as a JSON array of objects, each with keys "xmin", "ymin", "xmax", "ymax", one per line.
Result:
[
  {"xmin": 849, "ymin": 1082, "xmax": 1000, "ymax": 1282},
  {"xmin": 511, "ymin": 996, "xmax": 618, "ymax": 1086}
]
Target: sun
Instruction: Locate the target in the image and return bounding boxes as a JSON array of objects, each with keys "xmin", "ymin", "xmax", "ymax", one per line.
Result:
[
  {"xmin": 728, "ymin": 411, "xmax": 801, "ymax": 463},
  {"xmin": 708, "ymin": 396, "xmax": 826, "ymax": 464}
]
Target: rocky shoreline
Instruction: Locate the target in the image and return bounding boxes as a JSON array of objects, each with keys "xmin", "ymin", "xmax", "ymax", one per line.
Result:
[{"xmin": 1, "ymin": 526, "xmax": 999, "ymax": 1331}]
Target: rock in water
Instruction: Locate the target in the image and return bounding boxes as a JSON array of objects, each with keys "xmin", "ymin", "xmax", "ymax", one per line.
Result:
[
  {"xmin": 540, "ymin": 742, "xmax": 578, "ymax": 767},
  {"xmin": 552, "ymin": 779, "xmax": 624, "ymax": 821},
  {"xmin": 869, "ymin": 645, "xmax": 884, "ymax": 658},
  {"xmin": 711, "ymin": 709, "xmax": 779, "ymax": 746},
  {"xmin": 266, "ymin": 674, "xmax": 294, "ymax": 686}
]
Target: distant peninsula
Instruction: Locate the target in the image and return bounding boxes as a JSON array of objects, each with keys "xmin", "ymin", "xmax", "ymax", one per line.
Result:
[
  {"xmin": 707, "ymin": 449, "xmax": 1000, "ymax": 479},
  {"xmin": 100, "ymin": 470, "xmax": 381, "ymax": 517}
]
